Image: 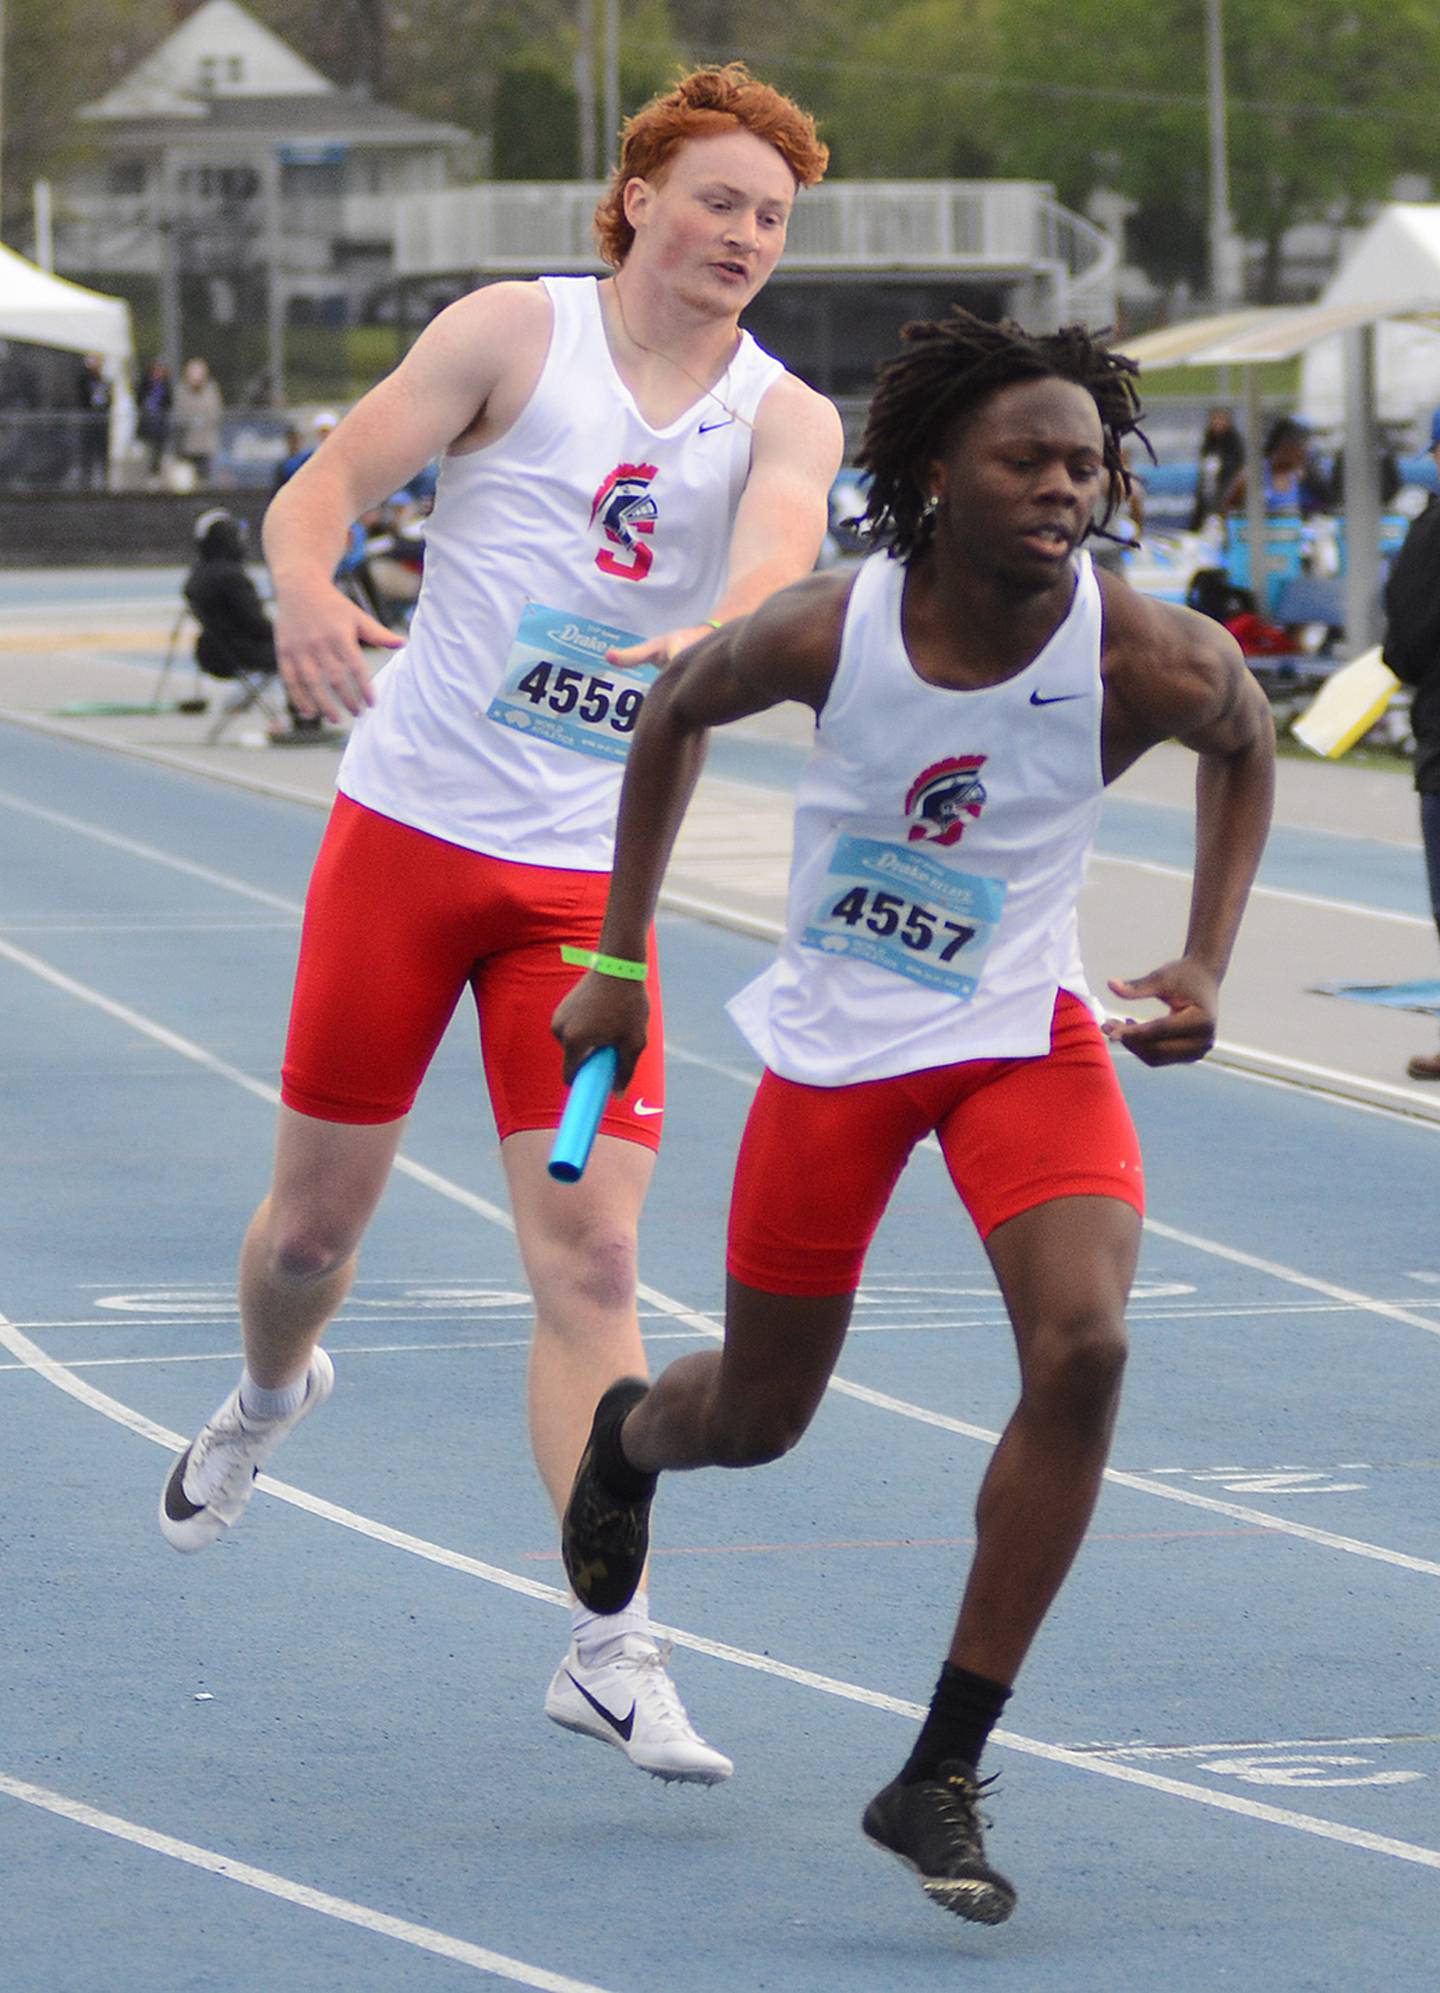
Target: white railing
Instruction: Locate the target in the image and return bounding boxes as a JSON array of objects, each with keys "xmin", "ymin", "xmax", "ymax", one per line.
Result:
[
  {"xmin": 339, "ymin": 192, "xmax": 403, "ymax": 242},
  {"xmin": 48, "ymin": 178, "xmax": 1117, "ymax": 321},
  {"xmin": 391, "ymin": 180, "xmax": 1116, "ymax": 319}
]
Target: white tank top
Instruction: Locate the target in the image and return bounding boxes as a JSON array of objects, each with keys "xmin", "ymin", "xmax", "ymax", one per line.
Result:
[
  {"xmin": 338, "ymin": 275, "xmax": 785, "ymax": 867},
  {"xmin": 728, "ymin": 548, "xmax": 1106, "ymax": 1083}
]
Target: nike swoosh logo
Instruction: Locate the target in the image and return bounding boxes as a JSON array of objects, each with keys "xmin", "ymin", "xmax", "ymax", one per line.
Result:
[
  {"xmin": 566, "ymin": 1672, "xmax": 636, "ymax": 1740},
  {"xmin": 698, "ymin": 419, "xmax": 733, "ymax": 434},
  {"xmin": 1029, "ymin": 690, "xmax": 1088, "ymax": 706},
  {"xmin": 632, "ymin": 1100, "xmax": 664, "ymax": 1117}
]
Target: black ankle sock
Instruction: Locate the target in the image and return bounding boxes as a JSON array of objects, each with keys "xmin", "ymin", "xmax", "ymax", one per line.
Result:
[
  {"xmin": 590, "ymin": 1386, "xmax": 657, "ymax": 1502},
  {"xmin": 899, "ymin": 1664, "xmax": 1012, "ymax": 1784}
]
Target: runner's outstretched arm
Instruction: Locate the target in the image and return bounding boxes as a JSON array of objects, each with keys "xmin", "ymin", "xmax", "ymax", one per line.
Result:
[
  {"xmin": 263, "ymin": 283, "xmax": 551, "ymax": 719},
  {"xmin": 553, "ymin": 572, "xmax": 849, "ymax": 1086}
]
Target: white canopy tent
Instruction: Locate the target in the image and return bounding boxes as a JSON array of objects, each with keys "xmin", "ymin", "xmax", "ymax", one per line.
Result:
[
  {"xmin": 0, "ymin": 243, "xmax": 135, "ymax": 480},
  {"xmin": 1300, "ymin": 206, "xmax": 1440, "ymax": 430},
  {"xmin": 0, "ymin": 242, "xmax": 132, "ymax": 364},
  {"xmin": 1122, "ymin": 299, "xmax": 1440, "ymax": 650}
]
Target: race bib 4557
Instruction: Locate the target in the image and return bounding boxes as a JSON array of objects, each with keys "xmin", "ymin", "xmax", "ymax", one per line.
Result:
[{"xmin": 801, "ymin": 833, "xmax": 1007, "ymax": 999}]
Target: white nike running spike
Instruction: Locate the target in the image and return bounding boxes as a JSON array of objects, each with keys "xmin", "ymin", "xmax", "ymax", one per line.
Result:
[
  {"xmin": 159, "ymin": 1350, "xmax": 335, "ymax": 1552},
  {"xmin": 544, "ymin": 1635, "xmax": 733, "ymax": 1784}
]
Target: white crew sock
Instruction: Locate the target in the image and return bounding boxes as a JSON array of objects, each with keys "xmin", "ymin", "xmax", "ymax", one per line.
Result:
[
  {"xmin": 238, "ymin": 1366, "xmax": 308, "ymax": 1423},
  {"xmin": 571, "ymin": 1591, "xmax": 653, "ymax": 1666}
]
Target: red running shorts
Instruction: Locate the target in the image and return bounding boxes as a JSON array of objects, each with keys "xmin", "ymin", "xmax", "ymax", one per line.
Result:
[
  {"xmin": 281, "ymin": 794, "xmax": 664, "ymax": 1145},
  {"xmin": 727, "ymin": 990, "xmax": 1143, "ymax": 1295}
]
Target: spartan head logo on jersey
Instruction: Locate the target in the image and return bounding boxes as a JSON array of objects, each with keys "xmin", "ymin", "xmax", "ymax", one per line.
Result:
[
  {"xmin": 904, "ymin": 754, "xmax": 988, "ymax": 846},
  {"xmin": 591, "ymin": 461, "xmax": 659, "ymax": 581}
]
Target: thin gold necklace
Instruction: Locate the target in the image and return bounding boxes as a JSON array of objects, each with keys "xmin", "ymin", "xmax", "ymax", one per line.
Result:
[{"xmin": 609, "ymin": 277, "xmax": 753, "ymax": 432}]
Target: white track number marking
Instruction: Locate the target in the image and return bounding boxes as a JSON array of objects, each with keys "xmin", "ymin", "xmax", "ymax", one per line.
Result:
[
  {"xmin": 1198, "ymin": 1753, "xmax": 1423, "ymax": 1790},
  {"xmin": 1186, "ymin": 1468, "xmax": 1369, "ymax": 1496},
  {"xmin": 92, "ymin": 1283, "xmax": 532, "ymax": 1317}
]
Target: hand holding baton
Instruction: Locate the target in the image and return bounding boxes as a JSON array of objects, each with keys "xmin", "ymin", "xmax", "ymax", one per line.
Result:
[{"xmin": 548, "ymin": 1047, "xmax": 619, "ymax": 1183}]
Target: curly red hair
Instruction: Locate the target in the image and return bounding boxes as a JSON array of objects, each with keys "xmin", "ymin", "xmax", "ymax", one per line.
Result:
[{"xmin": 593, "ymin": 63, "xmax": 828, "ymax": 268}]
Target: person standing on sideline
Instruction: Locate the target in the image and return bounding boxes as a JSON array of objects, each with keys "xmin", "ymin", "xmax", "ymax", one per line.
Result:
[
  {"xmin": 272, "ymin": 409, "xmax": 340, "ymax": 493},
  {"xmin": 555, "ymin": 310, "xmax": 1274, "ymax": 1911},
  {"xmin": 173, "ymin": 357, "xmax": 224, "ymax": 484},
  {"xmin": 74, "ymin": 354, "xmax": 112, "ymax": 490},
  {"xmin": 157, "ymin": 64, "xmax": 843, "ymax": 1786},
  {"xmin": 1188, "ymin": 404, "xmax": 1243, "ymax": 530},
  {"xmin": 137, "ymin": 359, "xmax": 174, "ymax": 484},
  {"xmin": 1381, "ymin": 407, "xmax": 1440, "ymax": 1080}
]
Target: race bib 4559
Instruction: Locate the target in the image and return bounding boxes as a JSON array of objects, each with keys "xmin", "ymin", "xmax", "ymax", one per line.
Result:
[{"xmin": 486, "ymin": 603, "xmax": 656, "ymax": 763}]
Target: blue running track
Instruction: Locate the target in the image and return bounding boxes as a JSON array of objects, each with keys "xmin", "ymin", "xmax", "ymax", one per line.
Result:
[{"xmin": 3, "ymin": 720, "xmax": 1438, "ymax": 1991}]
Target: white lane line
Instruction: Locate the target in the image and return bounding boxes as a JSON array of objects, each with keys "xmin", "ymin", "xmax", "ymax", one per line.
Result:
[
  {"xmin": 1140, "ymin": 1217, "xmax": 1440, "ymax": 1341},
  {"xmin": 0, "ymin": 707, "xmax": 338, "ymax": 812},
  {"xmin": 4, "ymin": 595, "xmax": 181, "ymax": 616},
  {"xmin": 0, "ymin": 1316, "xmax": 564, "ymax": 1607},
  {"xmin": 975, "ymin": 1741, "xmax": 1440, "ymax": 1870},
  {"xmin": 1069, "ymin": 1732, "xmax": 1439, "ymax": 1761},
  {"xmin": 1089, "ymin": 849, "xmax": 1434, "ymax": 928},
  {"xmin": 0, "ymin": 917, "xmax": 294, "ymax": 936},
  {"xmin": 0, "ymin": 1332, "xmax": 707, "ymax": 1372},
  {"xmin": 0, "ymin": 1315, "xmax": 533, "ymax": 1333},
  {"xmin": 0, "ymin": 1773, "xmax": 615, "ymax": 1993},
  {"xmin": 887, "ymin": 1128, "xmax": 1440, "ymax": 1346},
  {"xmin": 668, "ymin": 859, "xmax": 1436, "ymax": 938},
  {"xmin": 906, "ymin": 1137, "xmax": 1440, "ymax": 1342},
  {"xmin": 1103, "ymin": 793, "xmax": 1424, "ymax": 855},
  {"xmin": 665, "ymin": 1040, "xmax": 762, "ymax": 1087},
  {"xmin": 5, "ymin": 1315, "xmax": 1439, "ymax": 1880},
  {"xmin": 2, "ymin": 1296, "xmax": 1426, "ymax": 1369},
  {"xmin": 804, "ymin": 1370, "xmax": 1440, "ymax": 1578},
  {"xmin": 3, "ymin": 938, "xmax": 1439, "ymax": 1574},
  {"xmin": 12, "ymin": 1297, "xmax": 1436, "ymax": 1337},
  {"xmin": 9, "ymin": 1297, "xmax": 1440, "ymax": 1340},
  {"xmin": 1213, "ymin": 1068, "xmax": 1440, "ymax": 1129},
  {"xmin": 0, "ymin": 933, "xmax": 287, "ymax": 1107},
  {"xmin": 0, "ymin": 787, "xmax": 305, "ymax": 915},
  {"xmin": 0, "ymin": 937, "xmax": 520, "ymax": 1242},
  {"xmin": 1209, "ymin": 1041, "xmax": 1440, "ymax": 1121}
]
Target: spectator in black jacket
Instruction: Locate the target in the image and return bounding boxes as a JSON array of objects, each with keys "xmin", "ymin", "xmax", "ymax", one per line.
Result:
[
  {"xmin": 1189, "ymin": 405, "xmax": 1244, "ymax": 530},
  {"xmin": 136, "ymin": 360, "xmax": 173, "ymax": 483},
  {"xmin": 1381, "ymin": 409, "xmax": 1440, "ymax": 1079},
  {"xmin": 184, "ymin": 510, "xmax": 324, "ymax": 743},
  {"xmin": 75, "ymin": 355, "xmax": 112, "ymax": 490}
]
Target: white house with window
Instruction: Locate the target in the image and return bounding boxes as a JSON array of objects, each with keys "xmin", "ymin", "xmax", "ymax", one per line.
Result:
[{"xmin": 57, "ymin": 0, "xmax": 473, "ymax": 353}]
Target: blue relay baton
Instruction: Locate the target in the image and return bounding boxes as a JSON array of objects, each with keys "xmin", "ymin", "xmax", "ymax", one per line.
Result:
[{"xmin": 548, "ymin": 1047, "xmax": 619, "ymax": 1183}]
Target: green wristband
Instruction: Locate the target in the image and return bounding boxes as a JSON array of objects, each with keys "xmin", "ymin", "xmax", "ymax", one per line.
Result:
[
  {"xmin": 703, "ymin": 617, "xmax": 723, "ymax": 630},
  {"xmin": 561, "ymin": 944, "xmax": 647, "ymax": 982}
]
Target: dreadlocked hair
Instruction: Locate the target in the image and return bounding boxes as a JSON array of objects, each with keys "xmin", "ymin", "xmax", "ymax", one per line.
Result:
[{"xmin": 858, "ymin": 307, "xmax": 1149, "ymax": 563}]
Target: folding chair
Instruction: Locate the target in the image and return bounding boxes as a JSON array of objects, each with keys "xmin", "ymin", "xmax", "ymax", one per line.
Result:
[
  {"xmin": 178, "ymin": 508, "xmax": 295, "ymax": 742},
  {"xmin": 149, "ymin": 607, "xmax": 210, "ymax": 714},
  {"xmin": 194, "ymin": 627, "xmax": 290, "ymax": 743}
]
